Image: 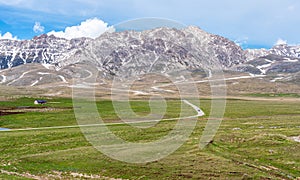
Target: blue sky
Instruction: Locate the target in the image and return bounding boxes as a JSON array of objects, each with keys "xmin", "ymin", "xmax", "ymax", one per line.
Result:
[{"xmin": 0, "ymin": 0, "xmax": 299, "ymax": 49}]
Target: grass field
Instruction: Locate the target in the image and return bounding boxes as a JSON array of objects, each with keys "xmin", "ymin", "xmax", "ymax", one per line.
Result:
[
  {"xmin": 247, "ymin": 93, "xmax": 300, "ymax": 98},
  {"xmin": 0, "ymin": 97, "xmax": 299, "ymax": 179}
]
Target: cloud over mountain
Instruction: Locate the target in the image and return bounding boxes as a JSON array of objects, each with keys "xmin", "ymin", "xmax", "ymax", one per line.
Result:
[
  {"xmin": 275, "ymin": 38, "xmax": 288, "ymax": 45},
  {"xmin": 47, "ymin": 18, "xmax": 114, "ymax": 39},
  {"xmin": 33, "ymin": 22, "xmax": 45, "ymax": 33},
  {"xmin": 0, "ymin": 32, "xmax": 18, "ymax": 40}
]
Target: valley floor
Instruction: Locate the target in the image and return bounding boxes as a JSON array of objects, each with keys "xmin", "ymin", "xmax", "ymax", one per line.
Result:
[{"xmin": 0, "ymin": 97, "xmax": 299, "ymax": 179}]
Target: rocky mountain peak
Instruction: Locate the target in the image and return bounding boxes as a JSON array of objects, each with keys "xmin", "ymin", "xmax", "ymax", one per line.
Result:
[{"xmin": 0, "ymin": 26, "xmax": 299, "ymax": 80}]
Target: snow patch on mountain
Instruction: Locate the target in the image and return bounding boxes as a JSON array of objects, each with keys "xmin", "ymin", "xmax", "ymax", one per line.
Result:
[
  {"xmin": 58, "ymin": 75, "xmax": 67, "ymax": 83},
  {"xmin": 0, "ymin": 74, "xmax": 6, "ymax": 83}
]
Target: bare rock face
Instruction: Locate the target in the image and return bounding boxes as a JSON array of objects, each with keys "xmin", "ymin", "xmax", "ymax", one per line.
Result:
[
  {"xmin": 65, "ymin": 26, "xmax": 247, "ymax": 78},
  {"xmin": 0, "ymin": 34, "xmax": 90, "ymax": 69},
  {"xmin": 0, "ymin": 26, "xmax": 245, "ymax": 72},
  {"xmin": 244, "ymin": 44, "xmax": 300, "ymax": 61},
  {"xmin": 241, "ymin": 47, "xmax": 300, "ymax": 75}
]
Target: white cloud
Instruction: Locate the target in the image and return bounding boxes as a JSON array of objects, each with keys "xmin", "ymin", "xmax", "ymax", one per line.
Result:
[
  {"xmin": 47, "ymin": 18, "xmax": 114, "ymax": 39},
  {"xmin": 33, "ymin": 22, "xmax": 45, "ymax": 33},
  {"xmin": 275, "ymin": 38, "xmax": 288, "ymax": 45},
  {"xmin": 0, "ymin": 32, "xmax": 18, "ymax": 40},
  {"xmin": 234, "ymin": 37, "xmax": 249, "ymax": 47}
]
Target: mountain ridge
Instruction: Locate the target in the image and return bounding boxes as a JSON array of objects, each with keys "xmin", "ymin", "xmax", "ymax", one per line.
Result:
[{"xmin": 0, "ymin": 26, "xmax": 299, "ymax": 86}]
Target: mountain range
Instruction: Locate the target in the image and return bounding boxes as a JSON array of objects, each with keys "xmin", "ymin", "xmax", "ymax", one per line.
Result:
[{"xmin": 0, "ymin": 26, "xmax": 299, "ymax": 86}]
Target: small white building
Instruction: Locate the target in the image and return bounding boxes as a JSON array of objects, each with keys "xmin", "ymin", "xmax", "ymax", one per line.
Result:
[{"xmin": 34, "ymin": 100, "xmax": 47, "ymax": 105}]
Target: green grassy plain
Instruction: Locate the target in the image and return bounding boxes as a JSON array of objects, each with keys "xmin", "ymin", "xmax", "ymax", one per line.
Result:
[{"xmin": 0, "ymin": 97, "xmax": 299, "ymax": 179}]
